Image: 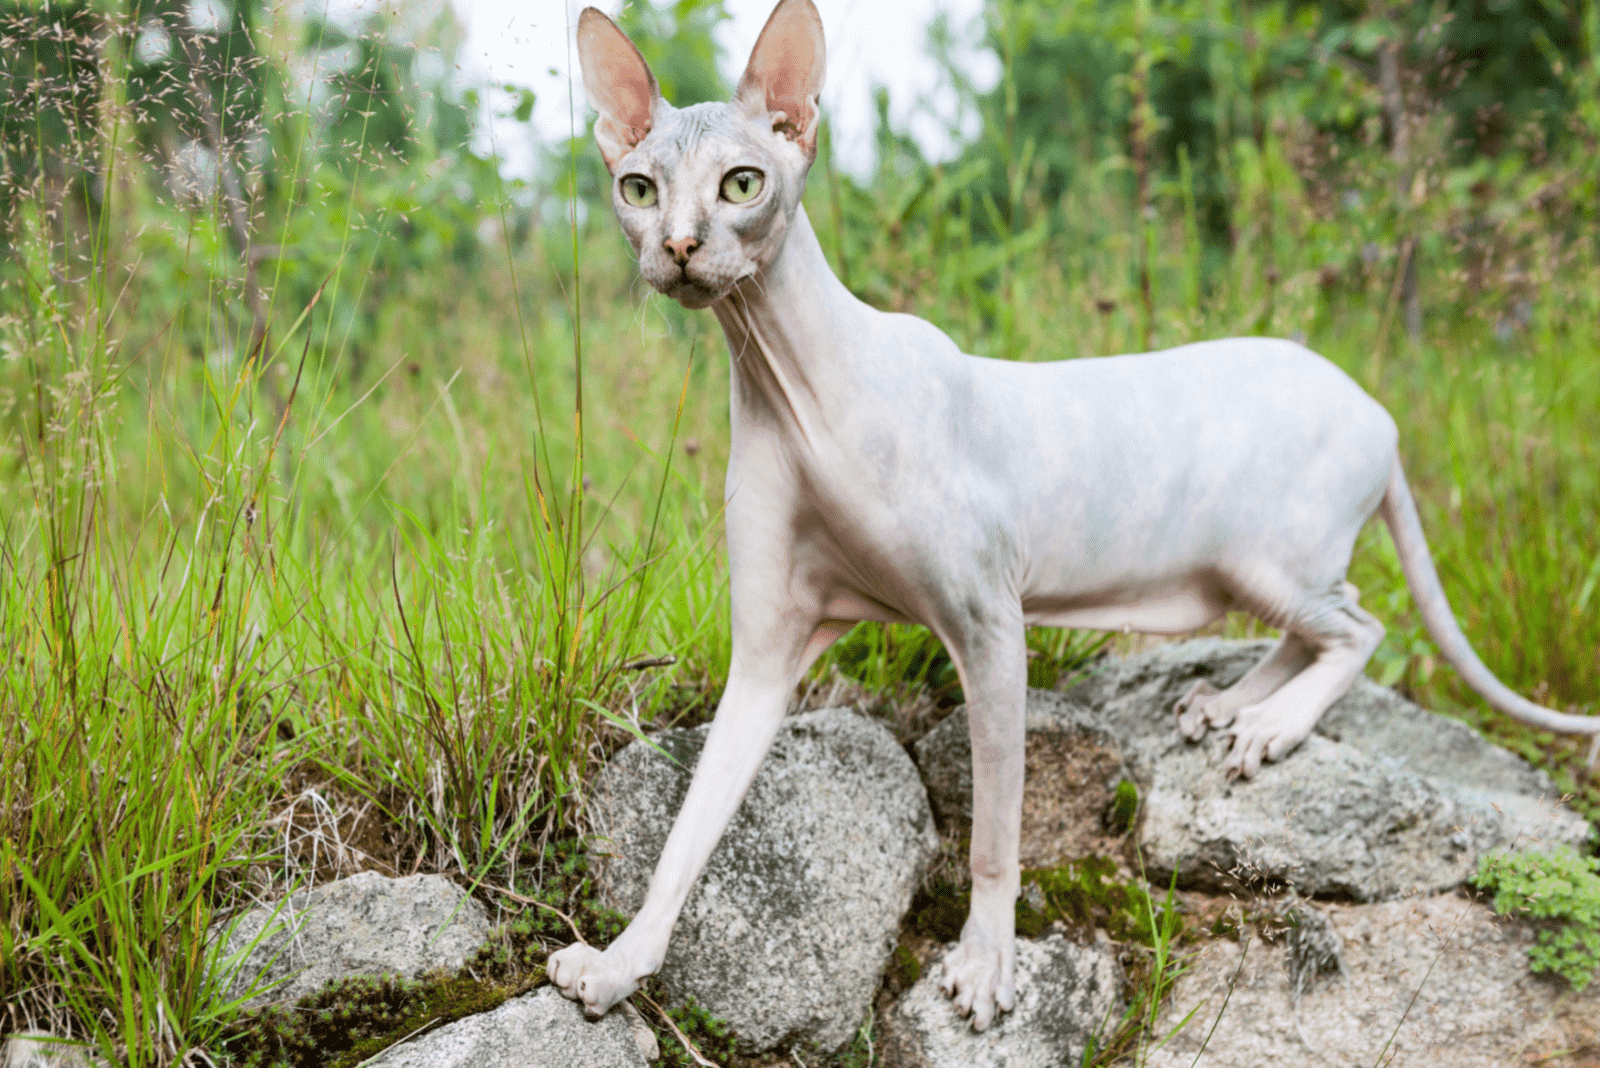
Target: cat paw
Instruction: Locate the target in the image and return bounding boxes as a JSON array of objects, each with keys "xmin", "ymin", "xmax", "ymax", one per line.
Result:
[
  {"xmin": 1222, "ymin": 702, "xmax": 1317, "ymax": 778},
  {"xmin": 937, "ymin": 910, "xmax": 1016, "ymax": 1031},
  {"xmin": 1175, "ymin": 679, "xmax": 1231, "ymax": 740},
  {"xmin": 547, "ymin": 942, "xmax": 650, "ymax": 1018}
]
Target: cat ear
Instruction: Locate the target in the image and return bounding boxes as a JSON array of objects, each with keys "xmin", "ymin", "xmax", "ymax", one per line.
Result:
[
  {"xmin": 576, "ymin": 7, "xmax": 661, "ymax": 172},
  {"xmin": 735, "ymin": 0, "xmax": 826, "ymax": 160}
]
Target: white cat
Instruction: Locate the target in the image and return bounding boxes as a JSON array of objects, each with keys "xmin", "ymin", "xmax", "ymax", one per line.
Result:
[{"xmin": 549, "ymin": 0, "xmax": 1599, "ymax": 1031}]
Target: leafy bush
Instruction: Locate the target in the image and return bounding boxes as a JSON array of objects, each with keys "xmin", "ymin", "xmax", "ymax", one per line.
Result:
[{"xmin": 1471, "ymin": 847, "xmax": 1600, "ymax": 990}]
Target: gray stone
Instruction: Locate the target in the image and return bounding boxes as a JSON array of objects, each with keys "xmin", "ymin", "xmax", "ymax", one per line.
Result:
[
  {"xmin": 1062, "ymin": 640, "xmax": 1592, "ymax": 898},
  {"xmin": 1282, "ymin": 900, "xmax": 1345, "ymax": 998},
  {"xmin": 879, "ymin": 935, "xmax": 1124, "ymax": 1067},
  {"xmin": 213, "ymin": 871, "xmax": 493, "ymax": 1009},
  {"xmin": 1142, "ymin": 731, "xmax": 1502, "ymax": 898},
  {"xmin": 915, "ymin": 701, "xmax": 1131, "ymax": 868},
  {"xmin": 1, "ymin": 1035, "xmax": 103, "ymax": 1068},
  {"xmin": 589, "ymin": 707, "xmax": 939, "ymax": 1054},
  {"xmin": 1145, "ymin": 893, "xmax": 1600, "ymax": 1067},
  {"xmin": 370, "ymin": 988, "xmax": 646, "ymax": 1068}
]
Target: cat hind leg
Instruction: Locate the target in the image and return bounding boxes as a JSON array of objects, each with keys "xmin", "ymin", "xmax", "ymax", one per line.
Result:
[
  {"xmin": 1175, "ymin": 632, "xmax": 1315, "ymax": 740},
  {"xmin": 1221, "ymin": 579, "xmax": 1383, "ymax": 777}
]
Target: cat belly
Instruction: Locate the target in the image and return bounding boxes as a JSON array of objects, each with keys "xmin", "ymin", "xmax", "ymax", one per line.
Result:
[{"xmin": 1023, "ymin": 582, "xmax": 1231, "ymax": 634}]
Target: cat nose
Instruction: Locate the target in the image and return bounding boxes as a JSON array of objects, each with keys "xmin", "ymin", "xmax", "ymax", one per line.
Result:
[{"xmin": 664, "ymin": 236, "xmax": 700, "ymax": 266}]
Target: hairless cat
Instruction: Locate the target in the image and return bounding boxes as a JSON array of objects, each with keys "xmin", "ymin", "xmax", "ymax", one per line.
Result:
[{"xmin": 549, "ymin": 0, "xmax": 1600, "ymax": 1032}]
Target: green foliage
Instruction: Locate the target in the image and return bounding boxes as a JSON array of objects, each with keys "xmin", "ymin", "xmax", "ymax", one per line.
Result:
[
  {"xmin": 822, "ymin": 620, "xmax": 1104, "ymax": 702},
  {"xmin": 1108, "ymin": 778, "xmax": 1140, "ymax": 836},
  {"xmin": 1472, "ymin": 847, "xmax": 1600, "ymax": 990},
  {"xmin": 825, "ymin": 622, "xmax": 963, "ymax": 702},
  {"xmin": 950, "ymin": 0, "xmax": 1589, "ymax": 257}
]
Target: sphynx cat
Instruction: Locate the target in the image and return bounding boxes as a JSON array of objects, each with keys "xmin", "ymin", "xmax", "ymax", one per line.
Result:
[{"xmin": 549, "ymin": 0, "xmax": 1600, "ymax": 1032}]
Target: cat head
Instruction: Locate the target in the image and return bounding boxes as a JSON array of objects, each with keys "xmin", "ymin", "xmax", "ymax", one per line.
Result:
[{"xmin": 575, "ymin": 0, "xmax": 825, "ymax": 309}]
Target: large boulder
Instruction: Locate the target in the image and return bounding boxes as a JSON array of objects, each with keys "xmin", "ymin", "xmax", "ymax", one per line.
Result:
[
  {"xmin": 588, "ymin": 707, "xmax": 939, "ymax": 1054},
  {"xmin": 1059, "ymin": 640, "xmax": 1591, "ymax": 898},
  {"xmin": 375, "ymin": 988, "xmax": 647, "ymax": 1068},
  {"xmin": 878, "ymin": 934, "xmax": 1124, "ymax": 1067},
  {"xmin": 212, "ymin": 871, "xmax": 493, "ymax": 1009},
  {"xmin": 1144, "ymin": 893, "xmax": 1600, "ymax": 1067}
]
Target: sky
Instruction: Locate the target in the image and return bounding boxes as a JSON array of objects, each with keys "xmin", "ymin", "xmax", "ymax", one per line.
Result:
[{"xmin": 443, "ymin": 0, "xmax": 1001, "ymax": 178}]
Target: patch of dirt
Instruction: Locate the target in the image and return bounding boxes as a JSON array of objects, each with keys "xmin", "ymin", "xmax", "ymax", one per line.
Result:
[
  {"xmin": 259, "ymin": 765, "xmax": 419, "ymax": 886},
  {"xmin": 1020, "ymin": 728, "xmax": 1128, "ymax": 870}
]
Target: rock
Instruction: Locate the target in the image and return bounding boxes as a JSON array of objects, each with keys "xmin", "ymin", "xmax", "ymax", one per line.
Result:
[
  {"xmin": 1144, "ymin": 893, "xmax": 1600, "ymax": 1067},
  {"xmin": 878, "ymin": 934, "xmax": 1124, "ymax": 1067},
  {"xmin": 914, "ymin": 703, "xmax": 1131, "ymax": 868},
  {"xmin": 1, "ymin": 1035, "xmax": 103, "ymax": 1068},
  {"xmin": 213, "ymin": 871, "xmax": 493, "ymax": 1009},
  {"xmin": 373, "ymin": 988, "xmax": 646, "ymax": 1068},
  {"xmin": 1142, "ymin": 731, "xmax": 1510, "ymax": 898},
  {"xmin": 1061, "ymin": 639, "xmax": 1592, "ymax": 899},
  {"xmin": 1282, "ymin": 900, "xmax": 1345, "ymax": 998},
  {"xmin": 588, "ymin": 707, "xmax": 939, "ymax": 1054}
]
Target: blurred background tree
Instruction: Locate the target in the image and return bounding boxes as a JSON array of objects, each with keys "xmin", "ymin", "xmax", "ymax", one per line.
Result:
[{"xmin": 6, "ymin": 0, "xmax": 1595, "ymax": 354}]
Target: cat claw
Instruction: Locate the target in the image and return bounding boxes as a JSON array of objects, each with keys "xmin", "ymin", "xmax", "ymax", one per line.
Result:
[
  {"xmin": 1222, "ymin": 702, "xmax": 1317, "ymax": 779},
  {"xmin": 938, "ymin": 922, "xmax": 1016, "ymax": 1031},
  {"xmin": 1175, "ymin": 679, "xmax": 1228, "ymax": 739},
  {"xmin": 547, "ymin": 942, "xmax": 649, "ymax": 1019}
]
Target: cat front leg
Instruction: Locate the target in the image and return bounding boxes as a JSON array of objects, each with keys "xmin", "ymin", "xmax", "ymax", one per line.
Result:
[
  {"xmin": 548, "ymin": 602, "xmax": 821, "ymax": 1018},
  {"xmin": 936, "ymin": 608, "xmax": 1027, "ymax": 1031}
]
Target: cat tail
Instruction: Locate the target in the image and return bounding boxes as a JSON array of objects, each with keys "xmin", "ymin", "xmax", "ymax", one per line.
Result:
[{"xmin": 1379, "ymin": 460, "xmax": 1600, "ymax": 737}]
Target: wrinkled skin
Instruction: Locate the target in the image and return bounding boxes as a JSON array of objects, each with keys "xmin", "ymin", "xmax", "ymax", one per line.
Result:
[{"xmin": 548, "ymin": 0, "xmax": 1600, "ymax": 1033}]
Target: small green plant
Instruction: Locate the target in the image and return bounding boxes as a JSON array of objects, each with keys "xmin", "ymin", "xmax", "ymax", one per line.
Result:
[
  {"xmin": 886, "ymin": 942, "xmax": 923, "ymax": 991},
  {"xmin": 1024, "ymin": 856, "xmax": 1183, "ymax": 949},
  {"xmin": 650, "ymin": 992, "xmax": 737, "ymax": 1068},
  {"xmin": 1471, "ymin": 847, "xmax": 1600, "ymax": 990},
  {"xmin": 1107, "ymin": 778, "xmax": 1140, "ymax": 835}
]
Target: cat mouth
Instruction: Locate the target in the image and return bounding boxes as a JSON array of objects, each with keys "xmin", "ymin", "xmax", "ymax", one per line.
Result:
[{"xmin": 661, "ymin": 271, "xmax": 727, "ymax": 309}]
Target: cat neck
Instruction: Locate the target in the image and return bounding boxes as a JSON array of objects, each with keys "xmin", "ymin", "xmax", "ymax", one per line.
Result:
[{"xmin": 711, "ymin": 203, "xmax": 869, "ymax": 437}]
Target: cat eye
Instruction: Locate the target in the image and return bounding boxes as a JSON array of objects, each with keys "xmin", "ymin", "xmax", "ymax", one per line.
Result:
[
  {"xmin": 619, "ymin": 174, "xmax": 657, "ymax": 208},
  {"xmin": 721, "ymin": 169, "xmax": 764, "ymax": 204}
]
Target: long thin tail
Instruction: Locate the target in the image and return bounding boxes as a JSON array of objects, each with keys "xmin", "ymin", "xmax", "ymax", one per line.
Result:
[{"xmin": 1380, "ymin": 462, "xmax": 1600, "ymax": 735}]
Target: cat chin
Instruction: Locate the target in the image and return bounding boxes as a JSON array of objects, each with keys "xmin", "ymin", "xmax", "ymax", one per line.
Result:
[{"xmin": 658, "ymin": 279, "xmax": 726, "ymax": 309}]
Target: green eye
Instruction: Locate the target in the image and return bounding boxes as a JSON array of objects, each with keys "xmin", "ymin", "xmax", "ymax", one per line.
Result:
[
  {"xmin": 721, "ymin": 169, "xmax": 764, "ymax": 203},
  {"xmin": 620, "ymin": 175, "xmax": 657, "ymax": 207}
]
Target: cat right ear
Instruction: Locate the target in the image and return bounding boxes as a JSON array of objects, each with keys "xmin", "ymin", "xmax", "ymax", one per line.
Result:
[
  {"xmin": 576, "ymin": 8, "xmax": 661, "ymax": 172},
  {"xmin": 736, "ymin": 0, "xmax": 826, "ymax": 160}
]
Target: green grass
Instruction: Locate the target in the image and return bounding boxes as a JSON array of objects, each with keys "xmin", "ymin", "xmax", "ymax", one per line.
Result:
[{"xmin": 2, "ymin": 11, "xmax": 1598, "ymax": 1065}]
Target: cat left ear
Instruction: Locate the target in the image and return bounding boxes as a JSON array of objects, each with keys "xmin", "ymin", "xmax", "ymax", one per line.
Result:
[
  {"xmin": 735, "ymin": 0, "xmax": 826, "ymax": 160},
  {"xmin": 576, "ymin": 7, "xmax": 662, "ymax": 172}
]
